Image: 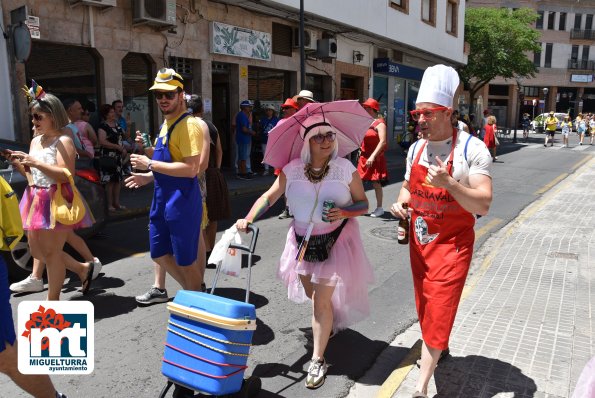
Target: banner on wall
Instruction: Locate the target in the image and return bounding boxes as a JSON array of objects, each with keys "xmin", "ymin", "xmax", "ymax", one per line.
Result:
[{"xmin": 210, "ymin": 22, "xmax": 271, "ymax": 61}]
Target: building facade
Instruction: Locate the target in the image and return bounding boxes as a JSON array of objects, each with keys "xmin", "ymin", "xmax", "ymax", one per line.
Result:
[
  {"xmin": 467, "ymin": 0, "xmax": 595, "ymax": 127},
  {"xmin": 1, "ymin": 0, "xmax": 466, "ymax": 167}
]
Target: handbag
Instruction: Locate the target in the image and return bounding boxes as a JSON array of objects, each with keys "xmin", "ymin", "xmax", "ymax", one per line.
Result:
[
  {"xmin": 295, "ymin": 219, "xmax": 347, "ymax": 262},
  {"xmin": 50, "ymin": 168, "xmax": 86, "ymax": 227}
]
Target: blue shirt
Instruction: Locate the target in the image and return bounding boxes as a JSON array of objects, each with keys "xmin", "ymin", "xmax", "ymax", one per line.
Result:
[
  {"xmin": 259, "ymin": 116, "xmax": 279, "ymax": 144},
  {"xmin": 117, "ymin": 116, "xmax": 127, "ymax": 133},
  {"xmin": 235, "ymin": 111, "xmax": 252, "ymax": 145}
]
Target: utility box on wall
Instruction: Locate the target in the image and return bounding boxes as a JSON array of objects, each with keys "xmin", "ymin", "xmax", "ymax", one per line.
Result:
[{"xmin": 316, "ymin": 38, "xmax": 337, "ymax": 59}]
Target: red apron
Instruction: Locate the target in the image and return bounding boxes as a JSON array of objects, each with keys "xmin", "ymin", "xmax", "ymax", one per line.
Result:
[{"xmin": 408, "ymin": 129, "xmax": 475, "ymax": 350}]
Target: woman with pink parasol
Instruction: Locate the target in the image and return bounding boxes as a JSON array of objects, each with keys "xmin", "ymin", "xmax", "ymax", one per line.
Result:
[{"xmin": 235, "ymin": 108, "xmax": 374, "ymax": 390}]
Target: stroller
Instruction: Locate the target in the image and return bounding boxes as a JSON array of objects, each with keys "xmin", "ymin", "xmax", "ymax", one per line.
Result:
[{"xmin": 158, "ymin": 225, "xmax": 262, "ymax": 398}]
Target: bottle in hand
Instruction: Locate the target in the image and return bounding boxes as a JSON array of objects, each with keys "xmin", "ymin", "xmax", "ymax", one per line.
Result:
[{"xmin": 397, "ymin": 203, "xmax": 409, "ymax": 245}]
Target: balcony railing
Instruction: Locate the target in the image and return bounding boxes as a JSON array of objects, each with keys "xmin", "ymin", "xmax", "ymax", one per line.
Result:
[
  {"xmin": 567, "ymin": 59, "xmax": 595, "ymax": 71},
  {"xmin": 570, "ymin": 29, "xmax": 595, "ymax": 40}
]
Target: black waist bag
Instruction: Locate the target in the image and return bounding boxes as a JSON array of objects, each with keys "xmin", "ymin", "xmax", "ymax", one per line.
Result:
[{"xmin": 295, "ymin": 219, "xmax": 348, "ymax": 262}]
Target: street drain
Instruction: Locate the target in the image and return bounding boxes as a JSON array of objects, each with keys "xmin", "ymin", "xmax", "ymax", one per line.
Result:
[
  {"xmin": 369, "ymin": 226, "xmax": 397, "ymax": 241},
  {"xmin": 549, "ymin": 252, "xmax": 579, "ymax": 260}
]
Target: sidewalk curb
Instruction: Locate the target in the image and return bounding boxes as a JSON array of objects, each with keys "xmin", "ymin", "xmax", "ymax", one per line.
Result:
[{"xmin": 350, "ymin": 155, "xmax": 595, "ymax": 398}]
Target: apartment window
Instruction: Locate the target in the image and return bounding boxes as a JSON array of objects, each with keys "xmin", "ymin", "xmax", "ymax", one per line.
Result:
[
  {"xmin": 547, "ymin": 11, "xmax": 556, "ymax": 30},
  {"xmin": 574, "ymin": 13, "xmax": 582, "ymax": 29},
  {"xmin": 536, "ymin": 11, "xmax": 544, "ymax": 29},
  {"xmin": 446, "ymin": 0, "xmax": 458, "ymax": 35},
  {"xmin": 582, "ymin": 46, "xmax": 590, "ymax": 61},
  {"xmin": 544, "ymin": 43, "xmax": 553, "ymax": 68},
  {"xmin": 586, "ymin": 14, "xmax": 593, "ymax": 30},
  {"xmin": 389, "ymin": 0, "xmax": 409, "ymax": 14},
  {"xmin": 559, "ymin": 12, "xmax": 566, "ymax": 30},
  {"xmin": 421, "ymin": 0, "xmax": 436, "ymax": 26},
  {"xmin": 572, "ymin": 45, "xmax": 579, "ymax": 60},
  {"xmin": 533, "ymin": 47, "xmax": 541, "ymax": 67},
  {"xmin": 272, "ymin": 23, "xmax": 292, "ymax": 57}
]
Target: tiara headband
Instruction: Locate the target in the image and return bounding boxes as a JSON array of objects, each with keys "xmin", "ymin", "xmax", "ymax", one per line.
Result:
[{"xmin": 22, "ymin": 80, "xmax": 46, "ymax": 103}]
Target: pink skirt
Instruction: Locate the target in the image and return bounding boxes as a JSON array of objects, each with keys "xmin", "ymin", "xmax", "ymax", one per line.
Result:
[
  {"xmin": 19, "ymin": 184, "xmax": 95, "ymax": 230},
  {"xmin": 278, "ymin": 218, "xmax": 374, "ymax": 331}
]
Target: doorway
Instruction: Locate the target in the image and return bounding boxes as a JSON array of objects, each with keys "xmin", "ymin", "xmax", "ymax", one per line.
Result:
[{"xmin": 212, "ymin": 62, "xmax": 232, "ymax": 168}]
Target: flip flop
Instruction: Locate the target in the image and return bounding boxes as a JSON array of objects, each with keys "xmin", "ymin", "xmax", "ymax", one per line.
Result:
[{"xmin": 81, "ymin": 262, "xmax": 94, "ymax": 295}]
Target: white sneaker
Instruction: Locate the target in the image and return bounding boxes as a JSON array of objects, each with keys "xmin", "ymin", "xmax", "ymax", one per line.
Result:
[
  {"xmin": 305, "ymin": 357, "xmax": 328, "ymax": 389},
  {"xmin": 91, "ymin": 257, "xmax": 102, "ymax": 280},
  {"xmin": 9, "ymin": 274, "xmax": 44, "ymax": 293},
  {"xmin": 370, "ymin": 207, "xmax": 384, "ymax": 218}
]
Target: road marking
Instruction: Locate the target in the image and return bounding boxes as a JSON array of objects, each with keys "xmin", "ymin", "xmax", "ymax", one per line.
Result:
[
  {"xmin": 571, "ymin": 155, "xmax": 591, "ymax": 171},
  {"xmin": 475, "ymin": 218, "xmax": 502, "ymax": 240},
  {"xmin": 376, "ymin": 340, "xmax": 422, "ymax": 398},
  {"xmin": 572, "ymin": 145, "xmax": 590, "ymax": 151},
  {"xmin": 379, "ymin": 157, "xmax": 595, "ymax": 397},
  {"xmin": 534, "ymin": 173, "xmax": 568, "ymax": 195}
]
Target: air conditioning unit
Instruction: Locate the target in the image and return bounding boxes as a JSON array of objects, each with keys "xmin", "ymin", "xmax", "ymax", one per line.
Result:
[
  {"xmin": 316, "ymin": 38, "xmax": 337, "ymax": 59},
  {"xmin": 133, "ymin": 0, "xmax": 177, "ymax": 29},
  {"xmin": 293, "ymin": 28, "xmax": 317, "ymax": 52},
  {"xmin": 67, "ymin": 0, "xmax": 116, "ymax": 8}
]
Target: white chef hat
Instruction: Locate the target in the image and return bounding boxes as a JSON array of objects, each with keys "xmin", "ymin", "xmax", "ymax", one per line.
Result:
[{"xmin": 416, "ymin": 64, "xmax": 459, "ymax": 108}]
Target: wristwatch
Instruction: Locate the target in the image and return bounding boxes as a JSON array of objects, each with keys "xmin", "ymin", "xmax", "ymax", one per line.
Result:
[{"xmin": 147, "ymin": 160, "xmax": 153, "ymax": 171}]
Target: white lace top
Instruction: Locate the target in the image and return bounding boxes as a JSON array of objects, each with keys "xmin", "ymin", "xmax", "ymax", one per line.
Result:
[
  {"xmin": 30, "ymin": 136, "xmax": 60, "ymax": 187},
  {"xmin": 283, "ymin": 157, "xmax": 355, "ymax": 229}
]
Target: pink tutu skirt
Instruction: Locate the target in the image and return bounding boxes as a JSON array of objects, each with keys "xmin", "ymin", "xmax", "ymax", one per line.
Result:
[
  {"xmin": 278, "ymin": 218, "xmax": 374, "ymax": 331},
  {"xmin": 19, "ymin": 184, "xmax": 95, "ymax": 230}
]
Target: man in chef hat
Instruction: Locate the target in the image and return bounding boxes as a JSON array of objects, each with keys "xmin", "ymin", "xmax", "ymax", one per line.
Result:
[{"xmin": 390, "ymin": 65, "xmax": 493, "ymax": 397}]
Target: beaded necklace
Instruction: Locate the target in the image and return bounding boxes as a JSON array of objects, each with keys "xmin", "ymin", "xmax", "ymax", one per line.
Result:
[{"xmin": 304, "ymin": 156, "xmax": 331, "ymax": 183}]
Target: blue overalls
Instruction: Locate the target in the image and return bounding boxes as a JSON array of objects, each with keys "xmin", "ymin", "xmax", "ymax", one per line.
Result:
[{"xmin": 149, "ymin": 112, "xmax": 202, "ymax": 266}]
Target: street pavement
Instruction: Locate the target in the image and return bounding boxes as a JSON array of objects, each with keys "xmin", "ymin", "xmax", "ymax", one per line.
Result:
[{"xmin": 347, "ymin": 144, "xmax": 595, "ymax": 397}]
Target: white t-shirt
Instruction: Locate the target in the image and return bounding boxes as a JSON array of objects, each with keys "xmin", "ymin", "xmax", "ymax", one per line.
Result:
[
  {"xmin": 283, "ymin": 157, "xmax": 355, "ymax": 226},
  {"xmin": 405, "ymin": 130, "xmax": 492, "ymax": 186}
]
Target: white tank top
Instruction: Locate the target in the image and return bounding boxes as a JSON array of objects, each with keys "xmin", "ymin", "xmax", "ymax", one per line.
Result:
[{"xmin": 30, "ymin": 136, "xmax": 60, "ymax": 187}]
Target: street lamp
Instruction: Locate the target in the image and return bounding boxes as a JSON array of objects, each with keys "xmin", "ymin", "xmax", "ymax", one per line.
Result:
[{"xmin": 543, "ymin": 87, "xmax": 549, "ymax": 113}]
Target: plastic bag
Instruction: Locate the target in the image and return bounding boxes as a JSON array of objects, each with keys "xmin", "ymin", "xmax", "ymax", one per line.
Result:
[
  {"xmin": 221, "ymin": 232, "xmax": 242, "ymax": 276},
  {"xmin": 208, "ymin": 226, "xmax": 239, "ymax": 269}
]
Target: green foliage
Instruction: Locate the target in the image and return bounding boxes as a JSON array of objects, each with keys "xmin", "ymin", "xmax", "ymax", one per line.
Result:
[{"xmin": 459, "ymin": 7, "xmax": 541, "ymax": 101}]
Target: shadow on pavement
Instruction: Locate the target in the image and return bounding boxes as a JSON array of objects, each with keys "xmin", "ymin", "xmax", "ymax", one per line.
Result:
[
  {"xmin": 70, "ymin": 291, "xmax": 138, "ymax": 320},
  {"xmin": 433, "ymin": 355, "xmax": 537, "ymax": 397}
]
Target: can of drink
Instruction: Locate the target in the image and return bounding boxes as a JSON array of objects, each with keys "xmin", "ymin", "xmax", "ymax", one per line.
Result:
[
  {"xmin": 322, "ymin": 200, "xmax": 335, "ymax": 222},
  {"xmin": 142, "ymin": 132, "xmax": 152, "ymax": 148}
]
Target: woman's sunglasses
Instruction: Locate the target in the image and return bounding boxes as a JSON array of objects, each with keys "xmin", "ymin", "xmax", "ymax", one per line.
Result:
[
  {"xmin": 154, "ymin": 91, "xmax": 178, "ymax": 100},
  {"xmin": 409, "ymin": 106, "xmax": 449, "ymax": 121},
  {"xmin": 31, "ymin": 113, "xmax": 47, "ymax": 122},
  {"xmin": 311, "ymin": 132, "xmax": 336, "ymax": 144}
]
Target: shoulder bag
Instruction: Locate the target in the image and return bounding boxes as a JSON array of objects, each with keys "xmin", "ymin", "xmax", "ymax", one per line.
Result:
[{"xmin": 51, "ymin": 168, "xmax": 86, "ymax": 227}]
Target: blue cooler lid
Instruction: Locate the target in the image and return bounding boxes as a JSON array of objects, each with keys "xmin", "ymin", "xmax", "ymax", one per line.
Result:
[{"xmin": 173, "ymin": 290, "xmax": 256, "ymax": 320}]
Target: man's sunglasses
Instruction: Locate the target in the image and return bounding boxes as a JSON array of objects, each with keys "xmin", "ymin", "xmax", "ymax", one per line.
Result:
[
  {"xmin": 409, "ymin": 106, "xmax": 449, "ymax": 121},
  {"xmin": 311, "ymin": 132, "xmax": 336, "ymax": 144},
  {"xmin": 31, "ymin": 113, "xmax": 47, "ymax": 122},
  {"xmin": 154, "ymin": 91, "xmax": 178, "ymax": 100}
]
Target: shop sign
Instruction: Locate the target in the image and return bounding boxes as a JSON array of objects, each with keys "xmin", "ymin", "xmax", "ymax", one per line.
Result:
[
  {"xmin": 210, "ymin": 22, "xmax": 271, "ymax": 61},
  {"xmin": 570, "ymin": 74, "xmax": 593, "ymax": 83},
  {"xmin": 373, "ymin": 58, "xmax": 424, "ymax": 80}
]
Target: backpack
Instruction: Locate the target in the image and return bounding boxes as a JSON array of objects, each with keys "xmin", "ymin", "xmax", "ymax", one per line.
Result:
[{"xmin": 0, "ymin": 175, "xmax": 24, "ymax": 251}]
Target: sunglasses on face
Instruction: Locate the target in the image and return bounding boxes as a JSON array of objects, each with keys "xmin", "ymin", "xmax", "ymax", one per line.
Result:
[
  {"xmin": 154, "ymin": 91, "xmax": 178, "ymax": 100},
  {"xmin": 409, "ymin": 106, "xmax": 449, "ymax": 121},
  {"xmin": 31, "ymin": 113, "xmax": 47, "ymax": 122},
  {"xmin": 311, "ymin": 132, "xmax": 336, "ymax": 144}
]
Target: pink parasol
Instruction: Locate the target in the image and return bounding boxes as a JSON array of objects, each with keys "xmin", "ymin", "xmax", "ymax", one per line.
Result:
[{"xmin": 263, "ymin": 100, "xmax": 373, "ymax": 169}]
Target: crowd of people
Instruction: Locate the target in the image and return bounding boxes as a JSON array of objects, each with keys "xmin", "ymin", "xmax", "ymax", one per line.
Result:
[{"xmin": 6, "ymin": 61, "xmax": 593, "ymax": 397}]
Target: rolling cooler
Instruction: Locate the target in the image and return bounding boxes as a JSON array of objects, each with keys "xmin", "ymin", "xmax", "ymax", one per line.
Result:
[{"xmin": 158, "ymin": 225, "xmax": 261, "ymax": 398}]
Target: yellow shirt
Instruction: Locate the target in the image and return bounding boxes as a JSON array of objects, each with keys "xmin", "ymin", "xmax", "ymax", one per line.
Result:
[
  {"xmin": 157, "ymin": 112, "xmax": 202, "ymax": 162},
  {"xmin": 545, "ymin": 117, "xmax": 558, "ymax": 131}
]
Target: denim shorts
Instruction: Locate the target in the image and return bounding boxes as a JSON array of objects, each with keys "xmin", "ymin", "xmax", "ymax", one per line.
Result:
[{"xmin": 237, "ymin": 143, "xmax": 250, "ymax": 161}]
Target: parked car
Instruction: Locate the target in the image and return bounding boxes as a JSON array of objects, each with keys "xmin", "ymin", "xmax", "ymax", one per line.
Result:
[
  {"xmin": 0, "ymin": 142, "xmax": 107, "ymax": 281},
  {"xmin": 531, "ymin": 113, "xmax": 568, "ymax": 133}
]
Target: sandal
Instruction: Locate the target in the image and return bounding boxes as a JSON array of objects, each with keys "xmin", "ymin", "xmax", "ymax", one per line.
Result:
[
  {"xmin": 412, "ymin": 392, "xmax": 428, "ymax": 398},
  {"xmin": 81, "ymin": 262, "xmax": 94, "ymax": 295},
  {"xmin": 114, "ymin": 205, "xmax": 127, "ymax": 211}
]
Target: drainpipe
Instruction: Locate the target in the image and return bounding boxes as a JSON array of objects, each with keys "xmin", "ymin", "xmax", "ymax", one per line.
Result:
[{"xmin": 88, "ymin": 6, "xmax": 94, "ymax": 47}]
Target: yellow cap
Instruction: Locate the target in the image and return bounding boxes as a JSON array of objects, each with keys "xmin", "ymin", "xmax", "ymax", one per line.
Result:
[{"xmin": 149, "ymin": 68, "xmax": 184, "ymax": 91}]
